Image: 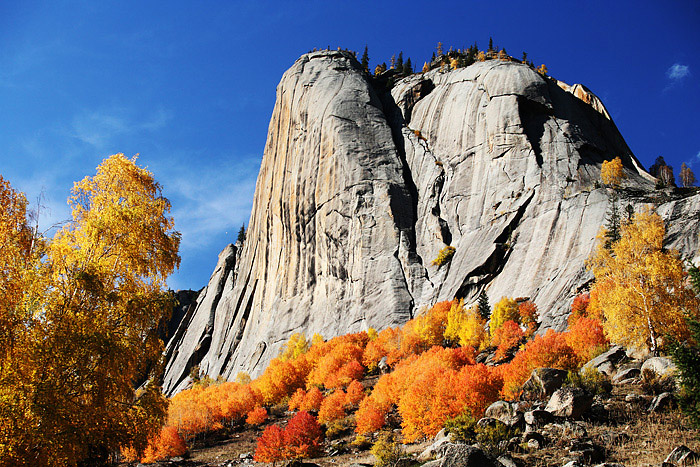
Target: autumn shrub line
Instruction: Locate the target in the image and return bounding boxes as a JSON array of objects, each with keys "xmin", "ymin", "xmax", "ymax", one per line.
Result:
[{"xmin": 137, "ymin": 291, "xmax": 613, "ymax": 464}]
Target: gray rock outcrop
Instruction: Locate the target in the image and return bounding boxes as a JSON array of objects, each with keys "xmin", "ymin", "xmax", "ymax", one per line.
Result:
[{"xmin": 161, "ymin": 51, "xmax": 700, "ymax": 394}]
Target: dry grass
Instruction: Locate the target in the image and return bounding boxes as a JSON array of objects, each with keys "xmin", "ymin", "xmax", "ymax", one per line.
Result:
[{"xmin": 599, "ymin": 410, "xmax": 700, "ymax": 466}]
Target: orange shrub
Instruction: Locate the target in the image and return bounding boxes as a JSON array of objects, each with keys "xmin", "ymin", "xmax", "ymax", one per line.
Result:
[
  {"xmin": 254, "ymin": 412, "xmax": 323, "ymax": 462},
  {"xmin": 499, "ymin": 330, "xmax": 579, "ymax": 399},
  {"xmin": 491, "ymin": 320, "xmax": 525, "ymax": 361},
  {"xmin": 254, "ymin": 355, "xmax": 310, "ymax": 405},
  {"xmin": 453, "ymin": 363, "xmax": 503, "ymax": 418},
  {"xmin": 254, "ymin": 424, "xmax": 286, "ymax": 463},
  {"xmin": 363, "ymin": 327, "xmax": 400, "ymax": 370},
  {"xmin": 518, "ymin": 300, "xmax": 538, "ymax": 337},
  {"xmin": 346, "ymin": 380, "xmax": 365, "ymax": 405},
  {"xmin": 564, "ymin": 316, "xmax": 608, "ymax": 362},
  {"xmin": 569, "ymin": 292, "xmax": 592, "ymax": 324},
  {"xmin": 306, "ymin": 333, "xmax": 368, "ymax": 389},
  {"xmin": 397, "ymin": 363, "xmax": 502, "ymax": 441},
  {"xmin": 318, "ymin": 389, "xmax": 348, "ymax": 424},
  {"xmin": 355, "ymin": 396, "xmax": 390, "ymax": 434},
  {"xmin": 357, "ymin": 346, "xmax": 475, "ymax": 437},
  {"xmin": 246, "ymin": 406, "xmax": 268, "ymax": 426},
  {"xmin": 140, "ymin": 426, "xmax": 187, "ymax": 463},
  {"xmin": 288, "ymin": 388, "xmax": 306, "ymax": 412},
  {"xmin": 301, "ymin": 387, "xmax": 324, "ymax": 412},
  {"xmin": 283, "ymin": 411, "xmax": 324, "ymax": 459}
]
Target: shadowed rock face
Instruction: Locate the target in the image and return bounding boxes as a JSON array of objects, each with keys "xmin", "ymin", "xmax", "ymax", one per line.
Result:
[{"xmin": 161, "ymin": 51, "xmax": 700, "ymax": 395}]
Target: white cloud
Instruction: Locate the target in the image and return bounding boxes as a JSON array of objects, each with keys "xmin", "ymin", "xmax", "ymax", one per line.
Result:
[
  {"xmin": 153, "ymin": 156, "xmax": 260, "ymax": 252},
  {"xmin": 667, "ymin": 63, "xmax": 690, "ymax": 80},
  {"xmin": 69, "ymin": 107, "xmax": 172, "ymax": 148}
]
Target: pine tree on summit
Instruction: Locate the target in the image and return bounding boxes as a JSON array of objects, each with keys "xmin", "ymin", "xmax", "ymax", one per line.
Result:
[
  {"xmin": 237, "ymin": 224, "xmax": 246, "ymax": 244},
  {"xmin": 361, "ymin": 46, "xmax": 369, "ymax": 72}
]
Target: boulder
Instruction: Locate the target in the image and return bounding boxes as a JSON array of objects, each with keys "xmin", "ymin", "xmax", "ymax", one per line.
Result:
[
  {"xmin": 545, "ymin": 388, "xmax": 593, "ymax": 418},
  {"xmin": 417, "ymin": 430, "xmax": 455, "ymax": 462},
  {"xmin": 582, "ymin": 345, "xmax": 627, "ymax": 376},
  {"xmin": 641, "ymin": 356, "xmax": 677, "ymax": 378},
  {"xmin": 567, "ymin": 438, "xmax": 606, "ymax": 463},
  {"xmin": 485, "ymin": 401, "xmax": 522, "ymax": 427},
  {"xmin": 521, "ymin": 368, "xmax": 568, "ymax": 400},
  {"xmin": 649, "ymin": 392, "xmax": 675, "ymax": 412},
  {"xmin": 378, "ymin": 356, "xmax": 390, "ymax": 374},
  {"xmin": 524, "ymin": 409, "xmax": 555, "ymax": 427},
  {"xmin": 612, "ymin": 367, "xmax": 640, "ymax": 384},
  {"xmin": 523, "ymin": 431, "xmax": 546, "ymax": 449},
  {"xmin": 439, "ymin": 444, "xmax": 500, "ymax": 467},
  {"xmin": 477, "ymin": 417, "xmax": 508, "ymax": 431},
  {"xmin": 665, "ymin": 445, "xmax": 699, "ymax": 464}
]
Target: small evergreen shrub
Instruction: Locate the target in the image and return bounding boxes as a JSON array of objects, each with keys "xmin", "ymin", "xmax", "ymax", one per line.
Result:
[
  {"xmin": 669, "ymin": 318, "xmax": 700, "ymax": 427},
  {"xmin": 444, "ymin": 412, "xmax": 477, "ymax": 443}
]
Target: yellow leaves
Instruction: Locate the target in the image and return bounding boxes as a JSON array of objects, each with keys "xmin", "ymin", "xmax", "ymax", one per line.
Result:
[
  {"xmin": 0, "ymin": 155, "xmax": 179, "ymax": 465},
  {"xmin": 600, "ymin": 157, "xmax": 625, "ymax": 188},
  {"xmin": 444, "ymin": 300, "xmax": 487, "ymax": 350},
  {"xmin": 588, "ymin": 208, "xmax": 700, "ymax": 352},
  {"xmin": 489, "ymin": 297, "xmax": 519, "ymax": 335}
]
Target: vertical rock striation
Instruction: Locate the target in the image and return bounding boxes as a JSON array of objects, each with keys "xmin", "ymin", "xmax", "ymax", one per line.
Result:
[{"xmin": 162, "ymin": 52, "xmax": 700, "ymax": 395}]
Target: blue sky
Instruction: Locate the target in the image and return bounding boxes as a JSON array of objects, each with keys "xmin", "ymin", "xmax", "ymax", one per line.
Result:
[{"xmin": 1, "ymin": 0, "xmax": 698, "ymax": 290}]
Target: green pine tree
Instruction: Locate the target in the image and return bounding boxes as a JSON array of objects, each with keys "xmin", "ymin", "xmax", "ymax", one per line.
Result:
[
  {"xmin": 403, "ymin": 57, "xmax": 412, "ymax": 75},
  {"xmin": 604, "ymin": 192, "xmax": 621, "ymax": 250},
  {"xmin": 478, "ymin": 290, "xmax": 490, "ymax": 320},
  {"xmin": 668, "ymin": 315, "xmax": 700, "ymax": 428},
  {"xmin": 361, "ymin": 46, "xmax": 369, "ymax": 72},
  {"xmin": 237, "ymin": 224, "xmax": 246, "ymax": 244}
]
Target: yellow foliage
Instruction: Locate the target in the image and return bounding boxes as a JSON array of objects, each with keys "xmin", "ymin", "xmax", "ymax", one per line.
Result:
[
  {"xmin": 444, "ymin": 301, "xmax": 488, "ymax": 350},
  {"xmin": 0, "ymin": 155, "xmax": 179, "ymax": 465},
  {"xmin": 600, "ymin": 157, "xmax": 625, "ymax": 188},
  {"xmin": 490, "ymin": 297, "xmax": 519, "ymax": 336},
  {"xmin": 588, "ymin": 209, "xmax": 700, "ymax": 353},
  {"xmin": 432, "ymin": 245, "xmax": 456, "ymax": 267},
  {"xmin": 279, "ymin": 332, "xmax": 309, "ymax": 361}
]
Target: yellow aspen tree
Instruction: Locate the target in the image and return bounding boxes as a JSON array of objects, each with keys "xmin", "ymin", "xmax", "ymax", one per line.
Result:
[
  {"xmin": 422, "ymin": 61, "xmax": 430, "ymax": 73},
  {"xmin": 0, "ymin": 154, "xmax": 180, "ymax": 465},
  {"xmin": 444, "ymin": 301, "xmax": 487, "ymax": 350},
  {"xmin": 477, "ymin": 51, "xmax": 486, "ymax": 62},
  {"xmin": 600, "ymin": 157, "xmax": 625, "ymax": 188},
  {"xmin": 490, "ymin": 297, "xmax": 520, "ymax": 336},
  {"xmin": 536, "ymin": 64, "xmax": 548, "ymax": 75},
  {"xmin": 588, "ymin": 209, "xmax": 700, "ymax": 355}
]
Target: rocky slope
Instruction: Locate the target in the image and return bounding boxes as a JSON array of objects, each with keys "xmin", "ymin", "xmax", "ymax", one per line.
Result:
[{"xmin": 162, "ymin": 51, "xmax": 700, "ymax": 395}]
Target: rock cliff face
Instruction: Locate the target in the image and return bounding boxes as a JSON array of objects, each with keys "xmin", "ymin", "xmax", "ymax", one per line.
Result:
[{"xmin": 162, "ymin": 51, "xmax": 700, "ymax": 395}]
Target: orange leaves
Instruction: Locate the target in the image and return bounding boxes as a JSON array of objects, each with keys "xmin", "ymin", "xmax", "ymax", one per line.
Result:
[
  {"xmin": 396, "ymin": 360, "xmax": 501, "ymax": 442},
  {"xmin": 318, "ymin": 389, "xmax": 348, "ymax": 424},
  {"xmin": 565, "ymin": 316, "xmax": 608, "ymax": 362},
  {"xmin": 140, "ymin": 426, "xmax": 187, "ymax": 463},
  {"xmin": 254, "ymin": 424, "xmax": 286, "ymax": 463},
  {"xmin": 288, "ymin": 387, "xmax": 323, "ymax": 412},
  {"xmin": 356, "ymin": 396, "xmax": 390, "ymax": 434},
  {"xmin": 168, "ymin": 381, "xmax": 263, "ymax": 441},
  {"xmin": 255, "ymin": 355, "xmax": 310, "ymax": 405},
  {"xmin": 346, "ymin": 380, "xmax": 366, "ymax": 405},
  {"xmin": 255, "ymin": 411, "xmax": 324, "ymax": 463},
  {"xmin": 363, "ymin": 327, "xmax": 400, "ymax": 369},
  {"xmin": 491, "ymin": 320, "xmax": 525, "ymax": 361},
  {"xmin": 246, "ymin": 406, "xmax": 268, "ymax": 426},
  {"xmin": 499, "ymin": 330, "xmax": 579, "ymax": 400},
  {"xmin": 306, "ymin": 333, "xmax": 367, "ymax": 389}
]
